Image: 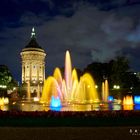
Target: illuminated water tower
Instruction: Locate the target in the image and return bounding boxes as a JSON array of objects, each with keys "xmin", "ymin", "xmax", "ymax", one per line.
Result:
[{"xmin": 20, "ymin": 28, "xmax": 46, "ymax": 99}]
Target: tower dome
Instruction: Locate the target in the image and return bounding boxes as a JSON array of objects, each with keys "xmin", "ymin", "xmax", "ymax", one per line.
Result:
[
  {"xmin": 22, "ymin": 27, "xmax": 45, "ymax": 52},
  {"xmin": 20, "ymin": 28, "xmax": 46, "ymax": 99}
]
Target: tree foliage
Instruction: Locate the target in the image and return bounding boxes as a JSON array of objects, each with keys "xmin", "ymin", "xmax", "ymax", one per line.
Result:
[
  {"xmin": 109, "ymin": 56, "xmax": 130, "ymax": 87},
  {"xmin": 0, "ymin": 65, "xmax": 17, "ymax": 90},
  {"xmin": 84, "ymin": 56, "xmax": 140, "ymax": 89}
]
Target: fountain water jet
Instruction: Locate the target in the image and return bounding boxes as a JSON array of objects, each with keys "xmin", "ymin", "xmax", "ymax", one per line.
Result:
[
  {"xmin": 123, "ymin": 96, "xmax": 133, "ymax": 105},
  {"xmin": 123, "ymin": 95, "xmax": 134, "ymax": 110},
  {"xmin": 50, "ymin": 96, "xmax": 62, "ymax": 108},
  {"xmin": 40, "ymin": 50, "xmax": 99, "ymax": 105},
  {"xmin": 102, "ymin": 79, "xmax": 109, "ymax": 102},
  {"xmin": 0, "ymin": 97, "xmax": 9, "ymax": 106}
]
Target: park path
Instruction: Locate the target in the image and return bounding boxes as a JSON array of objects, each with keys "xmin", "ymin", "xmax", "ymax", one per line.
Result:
[{"xmin": 0, "ymin": 127, "xmax": 139, "ymax": 140}]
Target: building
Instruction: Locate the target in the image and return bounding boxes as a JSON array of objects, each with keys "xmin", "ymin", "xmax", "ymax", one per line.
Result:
[{"xmin": 20, "ymin": 28, "xmax": 46, "ymax": 99}]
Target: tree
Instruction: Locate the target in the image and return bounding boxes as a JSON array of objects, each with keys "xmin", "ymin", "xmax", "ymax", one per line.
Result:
[
  {"xmin": 121, "ymin": 72, "xmax": 140, "ymax": 89},
  {"xmin": 109, "ymin": 56, "xmax": 129, "ymax": 87},
  {"xmin": 0, "ymin": 65, "xmax": 17, "ymax": 90},
  {"xmin": 83, "ymin": 62, "xmax": 110, "ymax": 89},
  {"xmin": 83, "ymin": 56, "xmax": 140, "ymax": 90}
]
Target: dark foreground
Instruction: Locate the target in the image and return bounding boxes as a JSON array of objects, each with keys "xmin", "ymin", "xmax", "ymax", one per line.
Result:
[
  {"xmin": 0, "ymin": 110, "xmax": 140, "ymax": 127},
  {"xmin": 0, "ymin": 127, "xmax": 140, "ymax": 140},
  {"xmin": 0, "ymin": 110, "xmax": 140, "ymax": 140}
]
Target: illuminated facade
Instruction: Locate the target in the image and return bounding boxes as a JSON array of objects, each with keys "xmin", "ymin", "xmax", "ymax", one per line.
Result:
[{"xmin": 20, "ymin": 28, "xmax": 46, "ymax": 98}]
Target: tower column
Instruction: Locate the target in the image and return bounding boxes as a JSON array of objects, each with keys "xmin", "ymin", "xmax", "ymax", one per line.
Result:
[
  {"xmin": 23, "ymin": 64, "xmax": 25, "ymax": 82},
  {"xmin": 27, "ymin": 80, "xmax": 31, "ymax": 99},
  {"xmin": 37, "ymin": 64, "xmax": 39, "ymax": 82},
  {"xmin": 37, "ymin": 84, "xmax": 40, "ymax": 98},
  {"xmin": 30, "ymin": 62, "xmax": 32, "ymax": 82}
]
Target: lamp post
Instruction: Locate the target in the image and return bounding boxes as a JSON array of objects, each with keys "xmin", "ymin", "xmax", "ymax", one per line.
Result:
[{"xmin": 113, "ymin": 85, "xmax": 120, "ymax": 89}]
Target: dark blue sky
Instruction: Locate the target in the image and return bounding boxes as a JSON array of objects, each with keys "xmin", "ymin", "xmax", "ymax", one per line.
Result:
[{"xmin": 1, "ymin": 0, "xmax": 140, "ymax": 82}]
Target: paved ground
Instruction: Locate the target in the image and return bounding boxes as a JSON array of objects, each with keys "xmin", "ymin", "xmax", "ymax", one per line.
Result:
[{"xmin": 0, "ymin": 127, "xmax": 140, "ymax": 140}]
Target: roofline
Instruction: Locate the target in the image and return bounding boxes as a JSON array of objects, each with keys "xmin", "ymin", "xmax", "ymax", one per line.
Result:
[{"xmin": 21, "ymin": 48, "xmax": 45, "ymax": 53}]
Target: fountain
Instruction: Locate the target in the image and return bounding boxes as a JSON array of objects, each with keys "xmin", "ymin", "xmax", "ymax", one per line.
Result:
[
  {"xmin": 5, "ymin": 50, "xmax": 139, "ymax": 111},
  {"xmin": 134, "ymin": 96, "xmax": 140, "ymax": 104},
  {"xmin": 40, "ymin": 50, "xmax": 99, "ymax": 106},
  {"xmin": 50, "ymin": 96, "xmax": 62, "ymax": 108},
  {"xmin": 102, "ymin": 80, "xmax": 109, "ymax": 102},
  {"xmin": 108, "ymin": 96, "xmax": 114, "ymax": 102},
  {"xmin": 50, "ymin": 96, "xmax": 62, "ymax": 111},
  {"xmin": 123, "ymin": 96, "xmax": 134, "ymax": 110},
  {"xmin": 123, "ymin": 96, "xmax": 133, "ymax": 105},
  {"xmin": 0, "ymin": 97, "xmax": 9, "ymax": 106}
]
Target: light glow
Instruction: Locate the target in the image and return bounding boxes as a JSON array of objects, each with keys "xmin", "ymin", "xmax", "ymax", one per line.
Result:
[
  {"xmin": 102, "ymin": 80, "xmax": 109, "ymax": 102},
  {"xmin": 123, "ymin": 96, "xmax": 133, "ymax": 105},
  {"xmin": 134, "ymin": 96, "xmax": 140, "ymax": 104},
  {"xmin": 50, "ymin": 96, "xmax": 61, "ymax": 108},
  {"xmin": 108, "ymin": 96, "xmax": 114, "ymax": 102},
  {"xmin": 0, "ymin": 97, "xmax": 9, "ymax": 106},
  {"xmin": 0, "ymin": 85, "xmax": 7, "ymax": 89},
  {"xmin": 41, "ymin": 51, "xmax": 99, "ymax": 104},
  {"xmin": 34, "ymin": 97, "xmax": 39, "ymax": 102}
]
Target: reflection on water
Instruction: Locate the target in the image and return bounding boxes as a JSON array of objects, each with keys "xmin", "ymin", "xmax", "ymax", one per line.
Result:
[
  {"xmin": 0, "ymin": 105, "xmax": 9, "ymax": 111},
  {"xmin": 50, "ymin": 106, "xmax": 62, "ymax": 111},
  {"xmin": 123, "ymin": 105, "xmax": 133, "ymax": 110},
  {"xmin": 113, "ymin": 104, "xmax": 122, "ymax": 110},
  {"xmin": 134, "ymin": 104, "xmax": 140, "ymax": 110},
  {"xmin": 0, "ymin": 102, "xmax": 140, "ymax": 111},
  {"xmin": 20, "ymin": 103, "xmax": 46, "ymax": 111}
]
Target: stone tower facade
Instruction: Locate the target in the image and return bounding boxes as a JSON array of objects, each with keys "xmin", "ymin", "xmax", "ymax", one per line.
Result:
[{"xmin": 20, "ymin": 28, "xmax": 46, "ymax": 99}]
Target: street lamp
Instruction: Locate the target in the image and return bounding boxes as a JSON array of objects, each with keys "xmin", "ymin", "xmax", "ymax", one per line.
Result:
[
  {"xmin": 113, "ymin": 85, "xmax": 120, "ymax": 89},
  {"xmin": 0, "ymin": 85, "xmax": 7, "ymax": 89}
]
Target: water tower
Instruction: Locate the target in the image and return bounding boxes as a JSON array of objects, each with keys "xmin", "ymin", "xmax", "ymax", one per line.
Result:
[{"xmin": 20, "ymin": 28, "xmax": 46, "ymax": 99}]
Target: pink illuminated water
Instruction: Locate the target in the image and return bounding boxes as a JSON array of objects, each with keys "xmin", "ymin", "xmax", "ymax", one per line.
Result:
[{"xmin": 41, "ymin": 50, "xmax": 99, "ymax": 105}]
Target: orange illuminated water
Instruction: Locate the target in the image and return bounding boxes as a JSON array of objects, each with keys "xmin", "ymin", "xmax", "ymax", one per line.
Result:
[
  {"xmin": 102, "ymin": 80, "xmax": 109, "ymax": 102},
  {"xmin": 123, "ymin": 96, "xmax": 133, "ymax": 105},
  {"xmin": 0, "ymin": 97, "xmax": 9, "ymax": 106},
  {"xmin": 41, "ymin": 50, "xmax": 99, "ymax": 104},
  {"xmin": 123, "ymin": 96, "xmax": 133, "ymax": 110}
]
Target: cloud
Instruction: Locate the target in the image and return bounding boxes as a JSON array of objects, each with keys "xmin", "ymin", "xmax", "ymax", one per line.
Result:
[
  {"xmin": 32, "ymin": 4, "xmax": 140, "ymax": 72},
  {"xmin": 2, "ymin": 1, "xmax": 140, "ymax": 81},
  {"xmin": 19, "ymin": 12, "xmax": 45, "ymax": 26},
  {"xmin": 101, "ymin": 15, "xmax": 133, "ymax": 41},
  {"xmin": 37, "ymin": 5, "xmax": 136, "ymax": 64},
  {"xmin": 126, "ymin": 21, "xmax": 140, "ymax": 43}
]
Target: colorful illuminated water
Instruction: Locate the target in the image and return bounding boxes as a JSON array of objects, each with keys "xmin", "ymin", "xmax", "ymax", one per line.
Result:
[
  {"xmin": 123, "ymin": 96, "xmax": 133, "ymax": 105},
  {"xmin": 108, "ymin": 96, "xmax": 114, "ymax": 102},
  {"xmin": 50, "ymin": 96, "xmax": 62, "ymax": 108},
  {"xmin": 0, "ymin": 94, "xmax": 140, "ymax": 111},
  {"xmin": 1, "ymin": 49, "xmax": 139, "ymax": 111},
  {"xmin": 50, "ymin": 96, "xmax": 62, "ymax": 111},
  {"xmin": 41, "ymin": 51, "xmax": 99, "ymax": 105},
  {"xmin": 0, "ymin": 97, "xmax": 9, "ymax": 106},
  {"xmin": 123, "ymin": 96, "xmax": 134, "ymax": 110},
  {"xmin": 102, "ymin": 80, "xmax": 109, "ymax": 102},
  {"xmin": 134, "ymin": 96, "xmax": 140, "ymax": 104}
]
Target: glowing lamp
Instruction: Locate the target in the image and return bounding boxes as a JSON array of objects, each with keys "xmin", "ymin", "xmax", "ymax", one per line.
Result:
[
  {"xmin": 95, "ymin": 85, "xmax": 98, "ymax": 89},
  {"xmin": 34, "ymin": 97, "xmax": 39, "ymax": 102}
]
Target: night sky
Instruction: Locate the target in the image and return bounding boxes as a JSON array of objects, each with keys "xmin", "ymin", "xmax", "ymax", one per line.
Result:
[{"xmin": 1, "ymin": 0, "xmax": 140, "ymax": 82}]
